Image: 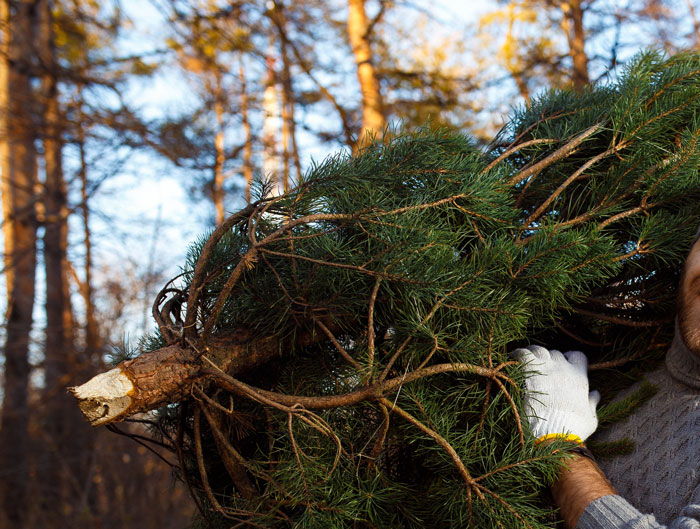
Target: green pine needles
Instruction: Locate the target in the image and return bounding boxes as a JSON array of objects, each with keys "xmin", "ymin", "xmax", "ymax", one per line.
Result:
[{"xmin": 145, "ymin": 51, "xmax": 700, "ymax": 528}]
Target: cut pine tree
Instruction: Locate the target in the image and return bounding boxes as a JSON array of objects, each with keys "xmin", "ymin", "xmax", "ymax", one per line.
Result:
[{"xmin": 72, "ymin": 52, "xmax": 700, "ymax": 528}]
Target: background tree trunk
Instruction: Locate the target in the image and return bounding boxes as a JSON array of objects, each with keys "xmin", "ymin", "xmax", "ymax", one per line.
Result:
[
  {"xmin": 262, "ymin": 53, "xmax": 282, "ymax": 194},
  {"xmin": 38, "ymin": 2, "xmax": 95, "ymax": 525},
  {"xmin": 213, "ymin": 70, "xmax": 226, "ymax": 225},
  {"xmin": 561, "ymin": 0, "xmax": 590, "ymax": 89},
  {"xmin": 348, "ymin": 0, "xmax": 385, "ymax": 147},
  {"xmin": 0, "ymin": 1, "xmax": 38, "ymax": 525},
  {"xmin": 239, "ymin": 57, "xmax": 254, "ymax": 204}
]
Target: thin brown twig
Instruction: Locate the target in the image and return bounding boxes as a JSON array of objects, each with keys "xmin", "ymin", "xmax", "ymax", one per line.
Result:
[
  {"xmin": 472, "ymin": 379, "xmax": 492, "ymax": 455},
  {"xmin": 481, "ymin": 138, "xmax": 558, "ymax": 174},
  {"xmin": 287, "ymin": 411, "xmax": 311, "ymax": 498},
  {"xmin": 176, "ymin": 409, "xmax": 207, "ymax": 520},
  {"xmin": 474, "ymin": 455, "xmax": 554, "ymax": 483},
  {"xmin": 259, "ymin": 248, "xmax": 418, "ymax": 283},
  {"xmin": 193, "ymin": 406, "xmax": 228, "ymax": 517},
  {"xmin": 105, "ymin": 424, "xmax": 177, "ymax": 467},
  {"xmin": 522, "ymin": 141, "xmax": 626, "ymax": 230},
  {"xmin": 197, "ymin": 397, "xmax": 261, "ymax": 501},
  {"xmin": 379, "ymin": 397, "xmax": 476, "ymax": 486},
  {"xmin": 314, "ymin": 319, "xmax": 362, "ymax": 370},
  {"xmin": 416, "ymin": 334, "xmax": 440, "ymax": 371},
  {"xmin": 599, "ymin": 203, "xmax": 659, "ymax": 230},
  {"xmin": 507, "ymin": 123, "xmax": 604, "ymax": 186},
  {"xmin": 367, "ymin": 277, "xmax": 382, "ymax": 374},
  {"xmin": 200, "ymin": 356, "xmax": 346, "ymax": 466},
  {"xmin": 380, "ymin": 279, "xmax": 479, "ymax": 382},
  {"xmin": 491, "ymin": 377, "xmax": 524, "ymax": 448},
  {"xmin": 369, "ymin": 403, "xmax": 390, "ymax": 463},
  {"xmin": 500, "ymin": 109, "xmax": 572, "ymax": 151},
  {"xmin": 193, "ymin": 385, "xmax": 235, "ymax": 415},
  {"xmin": 375, "ymin": 194, "xmax": 467, "ymax": 216},
  {"xmin": 203, "ymin": 361, "xmax": 506, "ymax": 410},
  {"xmin": 202, "ymin": 248, "xmax": 259, "ymax": 340},
  {"xmin": 572, "ymin": 307, "xmax": 668, "ymax": 327},
  {"xmin": 184, "ymin": 202, "xmax": 259, "ymax": 339},
  {"xmin": 469, "ymin": 218, "xmax": 486, "ymax": 245},
  {"xmin": 473, "ymin": 481, "xmax": 536, "ymax": 529},
  {"xmin": 556, "ymin": 324, "xmax": 613, "ymax": 348}
]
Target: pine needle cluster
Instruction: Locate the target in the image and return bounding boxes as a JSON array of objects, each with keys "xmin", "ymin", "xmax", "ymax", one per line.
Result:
[{"xmin": 145, "ymin": 51, "xmax": 700, "ymax": 528}]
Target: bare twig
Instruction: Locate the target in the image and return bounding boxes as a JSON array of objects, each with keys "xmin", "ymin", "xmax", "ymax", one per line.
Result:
[
  {"xmin": 522, "ymin": 141, "xmax": 626, "ymax": 230},
  {"xmin": 204, "ymin": 361, "xmax": 508, "ymax": 410},
  {"xmin": 481, "ymin": 138, "xmax": 557, "ymax": 174},
  {"xmin": 572, "ymin": 307, "xmax": 668, "ymax": 327},
  {"xmin": 315, "ymin": 319, "xmax": 361, "ymax": 370},
  {"xmin": 507, "ymin": 123, "xmax": 604, "ymax": 186},
  {"xmin": 367, "ymin": 277, "xmax": 382, "ymax": 373},
  {"xmin": 379, "ymin": 397, "xmax": 476, "ymax": 487}
]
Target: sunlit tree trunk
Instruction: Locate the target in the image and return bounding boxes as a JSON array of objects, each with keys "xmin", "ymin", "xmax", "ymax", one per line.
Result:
[
  {"xmin": 281, "ymin": 87, "xmax": 291, "ymax": 192},
  {"xmin": 505, "ymin": 3, "xmax": 530, "ymax": 103},
  {"xmin": 347, "ymin": 0, "xmax": 385, "ymax": 148},
  {"xmin": 0, "ymin": 1, "xmax": 38, "ymax": 525},
  {"xmin": 686, "ymin": 0, "xmax": 700, "ymax": 48},
  {"xmin": 271, "ymin": 2, "xmax": 302, "ymax": 188},
  {"xmin": 239, "ymin": 58, "xmax": 253, "ymax": 204},
  {"xmin": 213, "ymin": 70, "xmax": 226, "ymax": 225},
  {"xmin": 561, "ymin": 0, "xmax": 590, "ymax": 89},
  {"xmin": 38, "ymin": 1, "xmax": 86, "ymax": 524},
  {"xmin": 262, "ymin": 54, "xmax": 282, "ymax": 195},
  {"xmin": 78, "ymin": 117, "xmax": 101, "ymax": 359}
]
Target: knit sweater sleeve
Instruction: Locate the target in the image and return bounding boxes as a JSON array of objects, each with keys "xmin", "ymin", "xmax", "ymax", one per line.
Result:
[{"xmin": 578, "ymin": 493, "xmax": 700, "ymax": 529}]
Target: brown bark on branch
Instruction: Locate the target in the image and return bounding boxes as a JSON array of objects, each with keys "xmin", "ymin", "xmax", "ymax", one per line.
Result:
[
  {"xmin": 71, "ymin": 330, "xmax": 278, "ymax": 426},
  {"xmin": 70, "ymin": 322, "xmax": 332, "ymax": 426}
]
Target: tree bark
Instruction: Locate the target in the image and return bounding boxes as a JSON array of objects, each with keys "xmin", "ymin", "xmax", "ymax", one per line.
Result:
[
  {"xmin": 71, "ymin": 324, "xmax": 331, "ymax": 426},
  {"xmin": 0, "ymin": 0, "xmax": 38, "ymax": 525},
  {"xmin": 347, "ymin": 0, "xmax": 385, "ymax": 147}
]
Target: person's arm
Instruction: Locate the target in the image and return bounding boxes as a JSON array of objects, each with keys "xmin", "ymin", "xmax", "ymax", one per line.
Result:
[{"xmin": 551, "ymin": 453, "xmax": 616, "ymax": 529}]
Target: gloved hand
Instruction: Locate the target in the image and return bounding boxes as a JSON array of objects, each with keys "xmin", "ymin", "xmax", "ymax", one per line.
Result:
[{"xmin": 512, "ymin": 345, "xmax": 600, "ymax": 444}]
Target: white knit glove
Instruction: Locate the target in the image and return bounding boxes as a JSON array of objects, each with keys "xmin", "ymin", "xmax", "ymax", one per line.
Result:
[{"xmin": 512, "ymin": 345, "xmax": 600, "ymax": 444}]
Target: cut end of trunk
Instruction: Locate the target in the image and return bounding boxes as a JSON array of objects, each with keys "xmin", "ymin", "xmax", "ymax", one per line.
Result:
[{"xmin": 69, "ymin": 367, "xmax": 134, "ymax": 426}]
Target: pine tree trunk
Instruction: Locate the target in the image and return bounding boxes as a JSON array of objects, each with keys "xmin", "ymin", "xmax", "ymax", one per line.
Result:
[
  {"xmin": 561, "ymin": 0, "xmax": 590, "ymax": 89},
  {"xmin": 239, "ymin": 57, "xmax": 253, "ymax": 204},
  {"xmin": 347, "ymin": 0, "xmax": 385, "ymax": 147},
  {"xmin": 0, "ymin": 0, "xmax": 38, "ymax": 525},
  {"xmin": 281, "ymin": 87, "xmax": 291, "ymax": 193},
  {"xmin": 213, "ymin": 71, "xmax": 226, "ymax": 225},
  {"xmin": 38, "ymin": 2, "xmax": 92, "ymax": 524},
  {"xmin": 78, "ymin": 121, "xmax": 101, "ymax": 358},
  {"xmin": 506, "ymin": 4, "xmax": 530, "ymax": 103},
  {"xmin": 272, "ymin": 3, "xmax": 302, "ymax": 189},
  {"xmin": 262, "ymin": 54, "xmax": 281, "ymax": 194},
  {"xmin": 71, "ymin": 322, "xmax": 337, "ymax": 425}
]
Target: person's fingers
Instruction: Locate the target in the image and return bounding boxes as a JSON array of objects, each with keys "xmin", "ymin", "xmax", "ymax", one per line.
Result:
[
  {"xmin": 510, "ymin": 345, "xmax": 549, "ymax": 364},
  {"xmin": 564, "ymin": 350, "xmax": 588, "ymax": 370},
  {"xmin": 526, "ymin": 345, "xmax": 551, "ymax": 361},
  {"xmin": 549, "ymin": 349, "xmax": 566, "ymax": 363},
  {"xmin": 588, "ymin": 390, "xmax": 601, "ymax": 411}
]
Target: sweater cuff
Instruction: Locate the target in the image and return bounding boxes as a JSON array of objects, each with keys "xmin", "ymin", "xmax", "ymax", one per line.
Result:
[{"xmin": 578, "ymin": 495, "xmax": 662, "ymax": 529}]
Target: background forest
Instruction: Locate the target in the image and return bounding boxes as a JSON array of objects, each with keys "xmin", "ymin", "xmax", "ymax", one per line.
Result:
[{"xmin": 1, "ymin": 0, "xmax": 699, "ymax": 528}]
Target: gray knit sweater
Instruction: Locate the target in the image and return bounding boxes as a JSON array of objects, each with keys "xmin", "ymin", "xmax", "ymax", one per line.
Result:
[{"xmin": 577, "ymin": 331, "xmax": 700, "ymax": 529}]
